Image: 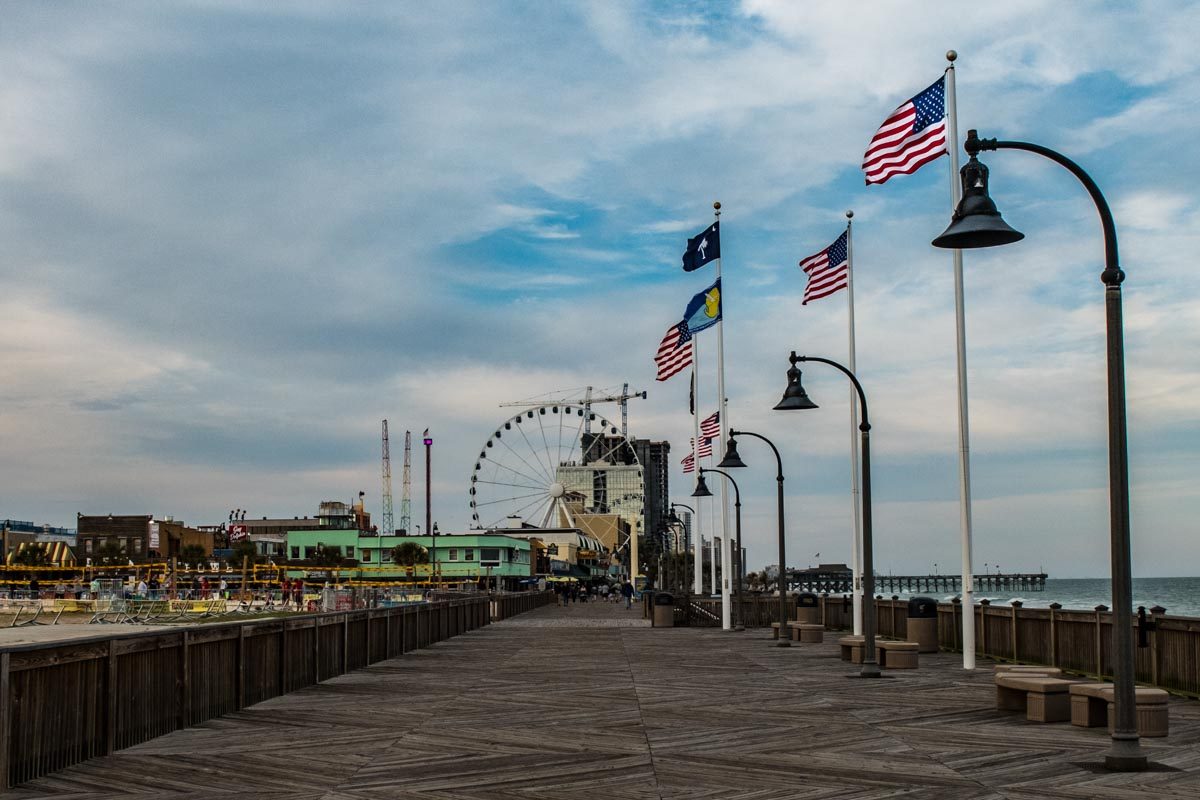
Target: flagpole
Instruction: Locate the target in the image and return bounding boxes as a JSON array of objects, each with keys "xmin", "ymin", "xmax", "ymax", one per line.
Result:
[
  {"xmin": 713, "ymin": 202, "xmax": 732, "ymax": 630},
  {"xmin": 692, "ymin": 340, "xmax": 705, "ymax": 597},
  {"xmin": 946, "ymin": 49, "xmax": 976, "ymax": 670},
  {"xmin": 845, "ymin": 210, "xmax": 864, "ymax": 637}
]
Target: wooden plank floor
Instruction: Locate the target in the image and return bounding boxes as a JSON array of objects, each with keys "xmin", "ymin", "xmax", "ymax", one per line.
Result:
[{"xmin": 9, "ymin": 601, "xmax": 1200, "ymax": 799}]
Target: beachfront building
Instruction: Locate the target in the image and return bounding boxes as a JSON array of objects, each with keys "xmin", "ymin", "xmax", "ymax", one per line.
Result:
[{"xmin": 283, "ymin": 529, "xmax": 533, "ymax": 589}]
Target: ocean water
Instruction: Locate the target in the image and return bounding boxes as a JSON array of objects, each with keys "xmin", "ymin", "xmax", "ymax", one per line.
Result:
[{"xmin": 884, "ymin": 577, "xmax": 1200, "ymax": 618}]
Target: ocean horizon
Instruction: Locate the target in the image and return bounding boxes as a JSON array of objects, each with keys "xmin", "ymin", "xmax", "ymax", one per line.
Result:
[{"xmin": 877, "ymin": 577, "xmax": 1200, "ymax": 618}]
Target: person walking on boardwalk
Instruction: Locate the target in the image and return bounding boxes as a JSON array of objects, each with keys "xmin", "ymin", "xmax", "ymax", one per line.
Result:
[
  {"xmin": 281, "ymin": 577, "xmax": 292, "ymax": 608},
  {"xmin": 621, "ymin": 579, "xmax": 634, "ymax": 610},
  {"xmin": 293, "ymin": 578, "xmax": 304, "ymax": 608}
]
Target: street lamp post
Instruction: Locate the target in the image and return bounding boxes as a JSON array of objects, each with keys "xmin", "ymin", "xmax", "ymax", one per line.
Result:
[
  {"xmin": 933, "ymin": 129, "xmax": 1144, "ymax": 770},
  {"xmin": 694, "ymin": 467, "xmax": 745, "ymax": 631},
  {"xmin": 775, "ymin": 353, "xmax": 881, "ymax": 677},
  {"xmin": 423, "ymin": 430, "xmax": 434, "ymax": 587},
  {"xmin": 718, "ymin": 430, "xmax": 791, "ymax": 647},
  {"xmin": 668, "ymin": 502, "xmax": 695, "ymax": 605}
]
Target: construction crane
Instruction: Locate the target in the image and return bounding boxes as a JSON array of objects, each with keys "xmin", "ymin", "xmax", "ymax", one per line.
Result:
[
  {"xmin": 381, "ymin": 420, "xmax": 394, "ymax": 535},
  {"xmin": 499, "ymin": 384, "xmax": 647, "ymax": 438},
  {"xmin": 399, "ymin": 430, "xmax": 412, "ymax": 535}
]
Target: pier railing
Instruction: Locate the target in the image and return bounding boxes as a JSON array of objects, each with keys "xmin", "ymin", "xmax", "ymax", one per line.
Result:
[
  {"xmin": 0, "ymin": 591, "xmax": 554, "ymax": 789},
  {"xmin": 683, "ymin": 593, "xmax": 1198, "ymax": 697}
]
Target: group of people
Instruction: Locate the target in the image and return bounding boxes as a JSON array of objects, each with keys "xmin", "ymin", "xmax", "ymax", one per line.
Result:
[{"xmin": 552, "ymin": 580, "xmax": 636, "ymax": 609}]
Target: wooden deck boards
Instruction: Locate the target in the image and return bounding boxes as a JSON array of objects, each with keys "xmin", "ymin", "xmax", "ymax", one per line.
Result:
[{"xmin": 8, "ymin": 601, "xmax": 1200, "ymax": 799}]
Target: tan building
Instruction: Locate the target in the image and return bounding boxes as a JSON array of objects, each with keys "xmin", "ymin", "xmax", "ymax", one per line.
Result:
[{"xmin": 76, "ymin": 514, "xmax": 213, "ymax": 562}]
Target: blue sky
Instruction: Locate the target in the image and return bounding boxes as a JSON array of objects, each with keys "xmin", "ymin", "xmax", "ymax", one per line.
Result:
[{"xmin": 2, "ymin": 1, "xmax": 1197, "ymax": 577}]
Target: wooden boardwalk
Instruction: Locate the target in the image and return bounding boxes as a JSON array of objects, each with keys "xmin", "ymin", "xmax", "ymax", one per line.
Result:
[{"xmin": 9, "ymin": 601, "xmax": 1200, "ymax": 799}]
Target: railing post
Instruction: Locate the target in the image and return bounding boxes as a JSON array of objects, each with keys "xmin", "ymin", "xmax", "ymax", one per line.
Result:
[
  {"xmin": 342, "ymin": 614, "xmax": 349, "ymax": 675},
  {"xmin": 979, "ymin": 600, "xmax": 989, "ymax": 658},
  {"xmin": 1049, "ymin": 604, "xmax": 1060, "ymax": 667},
  {"xmin": 1, "ymin": 652, "xmax": 11, "ymax": 789},
  {"xmin": 236, "ymin": 626, "xmax": 246, "ymax": 710},
  {"xmin": 179, "ymin": 631, "xmax": 191, "ymax": 729},
  {"xmin": 1095, "ymin": 605, "xmax": 1108, "ymax": 677},
  {"xmin": 1010, "ymin": 601, "xmax": 1021, "ymax": 661},
  {"xmin": 313, "ymin": 619, "xmax": 321, "ymax": 683},
  {"xmin": 105, "ymin": 640, "xmax": 117, "ymax": 755},
  {"xmin": 279, "ymin": 624, "xmax": 287, "ymax": 695}
]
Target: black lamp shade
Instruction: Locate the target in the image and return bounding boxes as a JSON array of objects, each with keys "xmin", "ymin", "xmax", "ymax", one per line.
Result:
[
  {"xmin": 717, "ymin": 438, "xmax": 747, "ymax": 469},
  {"xmin": 932, "ymin": 154, "xmax": 1024, "ymax": 249},
  {"xmin": 773, "ymin": 364, "xmax": 819, "ymax": 411},
  {"xmin": 691, "ymin": 473, "xmax": 713, "ymax": 498}
]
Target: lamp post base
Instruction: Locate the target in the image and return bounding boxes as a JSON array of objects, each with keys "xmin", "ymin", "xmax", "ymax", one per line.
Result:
[
  {"xmin": 775, "ymin": 640, "xmax": 791, "ymax": 648},
  {"xmin": 734, "ymin": 625, "xmax": 745, "ymax": 632},
  {"xmin": 859, "ymin": 660, "xmax": 882, "ymax": 678},
  {"xmin": 1104, "ymin": 738, "xmax": 1148, "ymax": 772}
]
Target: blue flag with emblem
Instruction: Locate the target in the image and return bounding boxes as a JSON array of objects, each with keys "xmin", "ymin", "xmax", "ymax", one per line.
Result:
[
  {"xmin": 682, "ymin": 278, "xmax": 721, "ymax": 334},
  {"xmin": 681, "ymin": 221, "xmax": 720, "ymax": 271}
]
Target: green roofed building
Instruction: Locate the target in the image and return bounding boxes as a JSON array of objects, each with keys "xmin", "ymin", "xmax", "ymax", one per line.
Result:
[{"xmin": 284, "ymin": 529, "xmax": 533, "ymax": 589}]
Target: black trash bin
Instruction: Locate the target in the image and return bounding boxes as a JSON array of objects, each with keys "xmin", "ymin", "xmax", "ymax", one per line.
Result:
[
  {"xmin": 795, "ymin": 592, "xmax": 820, "ymax": 624},
  {"xmin": 653, "ymin": 592, "xmax": 675, "ymax": 628},
  {"xmin": 907, "ymin": 596, "xmax": 938, "ymax": 652}
]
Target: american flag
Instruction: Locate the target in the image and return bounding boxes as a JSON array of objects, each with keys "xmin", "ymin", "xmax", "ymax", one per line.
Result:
[
  {"xmin": 691, "ymin": 436, "xmax": 713, "ymax": 458},
  {"xmin": 799, "ymin": 230, "xmax": 849, "ymax": 305},
  {"xmin": 699, "ymin": 411, "xmax": 720, "ymax": 439},
  {"xmin": 654, "ymin": 321, "xmax": 693, "ymax": 382},
  {"xmin": 681, "ymin": 452, "xmax": 695, "ymax": 473},
  {"xmin": 862, "ymin": 76, "xmax": 947, "ymax": 185}
]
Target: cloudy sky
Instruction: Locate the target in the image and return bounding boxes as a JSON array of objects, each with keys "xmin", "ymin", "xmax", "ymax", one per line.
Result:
[{"xmin": 2, "ymin": 1, "xmax": 1197, "ymax": 578}]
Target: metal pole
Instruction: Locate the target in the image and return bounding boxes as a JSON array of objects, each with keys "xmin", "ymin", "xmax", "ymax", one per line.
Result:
[
  {"xmin": 730, "ymin": 430, "xmax": 789, "ymax": 647},
  {"xmin": 791, "ymin": 355, "xmax": 879, "ymax": 676},
  {"xmin": 704, "ymin": 468, "xmax": 743, "ymax": 631},
  {"xmin": 844, "ymin": 211, "xmax": 864, "ymax": 637},
  {"xmin": 973, "ymin": 133, "xmax": 1144, "ymax": 770},
  {"xmin": 944, "ymin": 50, "xmax": 977, "ymax": 672},
  {"xmin": 423, "ymin": 431, "xmax": 434, "ymax": 587}
]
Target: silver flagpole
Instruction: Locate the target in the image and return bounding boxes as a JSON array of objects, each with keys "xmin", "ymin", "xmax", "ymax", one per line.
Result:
[
  {"xmin": 945, "ymin": 50, "xmax": 977, "ymax": 670},
  {"xmin": 692, "ymin": 341, "xmax": 705, "ymax": 596},
  {"xmin": 713, "ymin": 202, "xmax": 732, "ymax": 630},
  {"xmin": 845, "ymin": 211, "xmax": 864, "ymax": 637}
]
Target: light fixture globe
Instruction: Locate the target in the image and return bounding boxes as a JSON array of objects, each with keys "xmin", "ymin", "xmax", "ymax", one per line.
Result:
[
  {"xmin": 717, "ymin": 437, "xmax": 747, "ymax": 469},
  {"xmin": 774, "ymin": 362, "xmax": 819, "ymax": 411},
  {"xmin": 691, "ymin": 472, "xmax": 713, "ymax": 498},
  {"xmin": 932, "ymin": 153, "xmax": 1024, "ymax": 249}
]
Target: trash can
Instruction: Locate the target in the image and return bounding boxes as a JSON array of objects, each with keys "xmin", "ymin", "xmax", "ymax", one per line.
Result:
[
  {"xmin": 907, "ymin": 596, "xmax": 939, "ymax": 653},
  {"xmin": 653, "ymin": 592, "xmax": 675, "ymax": 628},
  {"xmin": 795, "ymin": 592, "xmax": 820, "ymax": 624},
  {"xmin": 642, "ymin": 590, "xmax": 655, "ymax": 619}
]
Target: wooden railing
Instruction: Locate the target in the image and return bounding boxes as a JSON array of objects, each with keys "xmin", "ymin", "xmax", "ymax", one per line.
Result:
[
  {"xmin": 0, "ymin": 592, "xmax": 552, "ymax": 789},
  {"xmin": 673, "ymin": 592, "xmax": 1199, "ymax": 697},
  {"xmin": 491, "ymin": 590, "xmax": 555, "ymax": 621}
]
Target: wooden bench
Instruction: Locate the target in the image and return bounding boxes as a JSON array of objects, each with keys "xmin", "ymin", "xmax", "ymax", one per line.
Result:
[
  {"xmin": 788, "ymin": 622, "xmax": 824, "ymax": 643},
  {"xmin": 993, "ymin": 664, "xmax": 1063, "ymax": 676},
  {"xmin": 877, "ymin": 640, "xmax": 918, "ymax": 669},
  {"xmin": 770, "ymin": 622, "xmax": 784, "ymax": 640},
  {"xmin": 995, "ymin": 675, "xmax": 1081, "ymax": 722},
  {"xmin": 839, "ymin": 636, "xmax": 864, "ymax": 663},
  {"xmin": 1070, "ymin": 683, "xmax": 1169, "ymax": 737}
]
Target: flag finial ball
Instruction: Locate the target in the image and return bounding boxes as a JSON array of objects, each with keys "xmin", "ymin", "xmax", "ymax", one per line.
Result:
[
  {"xmin": 946, "ymin": 50, "xmax": 957, "ymax": 62},
  {"xmin": 713, "ymin": 201, "xmax": 721, "ymax": 210},
  {"xmin": 845, "ymin": 210, "xmax": 854, "ymax": 219}
]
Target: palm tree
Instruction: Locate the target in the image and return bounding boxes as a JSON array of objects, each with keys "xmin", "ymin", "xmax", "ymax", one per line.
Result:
[{"xmin": 391, "ymin": 541, "xmax": 428, "ymax": 582}]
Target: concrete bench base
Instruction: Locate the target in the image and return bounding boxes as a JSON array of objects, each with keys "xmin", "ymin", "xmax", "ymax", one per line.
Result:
[
  {"xmin": 788, "ymin": 622, "xmax": 824, "ymax": 643},
  {"xmin": 839, "ymin": 636, "xmax": 864, "ymax": 663},
  {"xmin": 1070, "ymin": 683, "xmax": 1169, "ymax": 737},
  {"xmin": 877, "ymin": 641, "xmax": 918, "ymax": 669},
  {"xmin": 995, "ymin": 675, "xmax": 1081, "ymax": 722}
]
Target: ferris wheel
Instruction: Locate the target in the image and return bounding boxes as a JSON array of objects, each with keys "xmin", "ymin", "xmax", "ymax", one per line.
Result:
[{"xmin": 468, "ymin": 404, "xmax": 644, "ymax": 531}]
